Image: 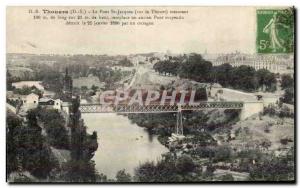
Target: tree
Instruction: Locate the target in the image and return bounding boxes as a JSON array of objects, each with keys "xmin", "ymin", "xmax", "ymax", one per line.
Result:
[
  {"xmin": 213, "ymin": 63, "xmax": 233, "ymax": 87},
  {"xmin": 41, "ymin": 70, "xmax": 63, "ymax": 93},
  {"xmin": 14, "ymin": 86, "xmax": 43, "ymax": 97},
  {"xmin": 153, "ymin": 60, "xmax": 180, "ymax": 76},
  {"xmin": 62, "ymin": 160, "xmax": 97, "ymax": 182},
  {"xmin": 256, "ymin": 69, "xmax": 277, "ymax": 91},
  {"xmin": 118, "ymin": 57, "xmax": 133, "ymax": 67},
  {"xmin": 282, "ymin": 87, "xmax": 294, "ymax": 104},
  {"xmin": 22, "ymin": 110, "xmax": 57, "ymax": 178},
  {"xmin": 91, "ymin": 85, "xmax": 99, "ymax": 93},
  {"xmin": 81, "ymin": 86, "xmax": 88, "ymax": 92},
  {"xmin": 134, "ymin": 155, "xmax": 182, "ymax": 182},
  {"xmin": 6, "ymin": 113, "xmax": 23, "ymax": 174},
  {"xmin": 116, "ymin": 169, "xmax": 132, "ymax": 182},
  {"xmin": 281, "ymin": 74, "xmax": 294, "ymax": 89},
  {"xmin": 134, "ymin": 162, "xmax": 159, "ymax": 182},
  {"xmin": 6, "ymin": 70, "xmax": 14, "ymax": 90},
  {"xmin": 33, "ymin": 108, "xmax": 69, "ymax": 149},
  {"xmin": 229, "ymin": 66, "xmax": 258, "ymax": 92},
  {"xmin": 178, "ymin": 54, "xmax": 213, "ymax": 82}
]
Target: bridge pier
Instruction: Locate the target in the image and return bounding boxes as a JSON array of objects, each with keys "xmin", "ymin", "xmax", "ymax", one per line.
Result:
[
  {"xmin": 240, "ymin": 102, "xmax": 264, "ymax": 120},
  {"xmin": 176, "ymin": 110, "xmax": 183, "ymax": 135},
  {"xmin": 175, "ymin": 105, "xmax": 184, "ymax": 136}
]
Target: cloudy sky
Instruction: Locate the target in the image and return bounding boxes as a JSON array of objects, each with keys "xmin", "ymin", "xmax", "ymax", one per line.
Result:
[{"xmin": 7, "ymin": 6, "xmax": 263, "ymax": 55}]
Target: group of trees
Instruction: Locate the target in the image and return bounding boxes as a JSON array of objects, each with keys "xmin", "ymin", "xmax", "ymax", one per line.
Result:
[
  {"xmin": 134, "ymin": 154, "xmax": 199, "ymax": 182},
  {"xmin": 223, "ymin": 66, "xmax": 276, "ymax": 92},
  {"xmin": 90, "ymin": 66, "xmax": 132, "ymax": 89},
  {"xmin": 280, "ymin": 74, "xmax": 294, "ymax": 104},
  {"xmin": 153, "ymin": 54, "xmax": 277, "ymax": 92},
  {"xmin": 153, "ymin": 60, "xmax": 180, "ymax": 76},
  {"xmin": 178, "ymin": 54, "xmax": 213, "ymax": 83},
  {"xmin": 131, "ymin": 148, "xmax": 294, "ymax": 182},
  {"xmin": 31, "ymin": 108, "xmax": 70, "ymax": 149},
  {"xmin": 61, "ymin": 159, "xmax": 98, "ymax": 182},
  {"xmin": 7, "ymin": 98, "xmax": 99, "ymax": 182},
  {"xmin": 117, "ymin": 58, "xmax": 134, "ymax": 67},
  {"xmin": 249, "ymin": 148, "xmax": 294, "ymax": 181},
  {"xmin": 263, "ymin": 104, "xmax": 294, "ymax": 118},
  {"xmin": 61, "ymin": 97, "xmax": 99, "ymax": 182},
  {"xmin": 7, "ymin": 111, "xmax": 58, "ymax": 179},
  {"xmin": 40, "ymin": 70, "xmax": 64, "ymax": 94},
  {"xmin": 128, "ymin": 109, "xmax": 239, "ymax": 141},
  {"xmin": 12, "ymin": 86, "xmax": 43, "ymax": 97},
  {"xmin": 7, "ymin": 71, "xmax": 20, "ymax": 91},
  {"xmin": 7, "ymin": 108, "xmax": 73, "ymax": 180}
]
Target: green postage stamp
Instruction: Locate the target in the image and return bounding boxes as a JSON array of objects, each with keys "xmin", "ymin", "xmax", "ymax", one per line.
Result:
[{"xmin": 256, "ymin": 8, "xmax": 294, "ymax": 53}]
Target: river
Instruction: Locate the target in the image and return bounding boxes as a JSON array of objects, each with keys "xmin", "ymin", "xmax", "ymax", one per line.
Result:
[{"xmin": 82, "ymin": 113, "xmax": 169, "ymax": 179}]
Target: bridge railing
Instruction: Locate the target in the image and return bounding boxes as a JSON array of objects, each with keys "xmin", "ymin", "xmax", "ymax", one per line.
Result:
[{"xmin": 79, "ymin": 101, "xmax": 244, "ymax": 113}]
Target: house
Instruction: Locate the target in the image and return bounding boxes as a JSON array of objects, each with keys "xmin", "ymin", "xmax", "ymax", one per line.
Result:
[
  {"xmin": 6, "ymin": 103, "xmax": 17, "ymax": 114},
  {"xmin": 43, "ymin": 90, "xmax": 56, "ymax": 98},
  {"xmin": 12, "ymin": 81, "xmax": 45, "ymax": 91},
  {"xmin": 62, "ymin": 102, "xmax": 71, "ymax": 114},
  {"xmin": 7, "ymin": 92, "xmax": 39, "ymax": 105},
  {"xmin": 25, "ymin": 93, "xmax": 39, "ymax": 105},
  {"xmin": 22, "ymin": 93, "xmax": 39, "ymax": 112},
  {"xmin": 7, "ymin": 92, "xmax": 25, "ymax": 102},
  {"xmin": 39, "ymin": 98, "xmax": 62, "ymax": 110},
  {"xmin": 73, "ymin": 75, "xmax": 105, "ymax": 89}
]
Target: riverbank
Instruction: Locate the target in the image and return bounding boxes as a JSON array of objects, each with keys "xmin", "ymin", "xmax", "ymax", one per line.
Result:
[{"xmin": 127, "ymin": 108, "xmax": 294, "ymax": 181}]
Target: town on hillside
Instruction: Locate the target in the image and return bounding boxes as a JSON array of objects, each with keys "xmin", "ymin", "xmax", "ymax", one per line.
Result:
[{"xmin": 6, "ymin": 6, "xmax": 295, "ymax": 183}]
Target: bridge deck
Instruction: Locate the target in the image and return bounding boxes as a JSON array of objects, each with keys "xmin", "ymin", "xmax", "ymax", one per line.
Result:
[{"xmin": 79, "ymin": 101, "xmax": 244, "ymax": 113}]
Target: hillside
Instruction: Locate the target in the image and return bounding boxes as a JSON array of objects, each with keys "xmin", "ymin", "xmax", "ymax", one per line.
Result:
[{"xmin": 229, "ymin": 114, "xmax": 294, "ymax": 152}]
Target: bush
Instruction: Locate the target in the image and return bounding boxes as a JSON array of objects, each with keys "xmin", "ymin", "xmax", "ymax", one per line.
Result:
[
  {"xmin": 263, "ymin": 105, "xmax": 276, "ymax": 116},
  {"xmin": 264, "ymin": 125, "xmax": 271, "ymax": 133},
  {"xmin": 214, "ymin": 145, "xmax": 232, "ymax": 162},
  {"xmin": 282, "ymin": 88, "xmax": 294, "ymax": 105},
  {"xmin": 280, "ymin": 138, "xmax": 289, "ymax": 145},
  {"xmin": 221, "ymin": 174, "xmax": 234, "ymax": 181},
  {"xmin": 249, "ymin": 153, "xmax": 294, "ymax": 181},
  {"xmin": 278, "ymin": 106, "xmax": 294, "ymax": 118},
  {"xmin": 280, "ymin": 138, "xmax": 292, "ymax": 145},
  {"xmin": 175, "ymin": 155, "xmax": 196, "ymax": 174}
]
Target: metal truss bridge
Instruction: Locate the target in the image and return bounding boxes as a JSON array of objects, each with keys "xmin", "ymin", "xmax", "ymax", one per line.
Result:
[
  {"xmin": 79, "ymin": 101, "xmax": 244, "ymax": 135},
  {"xmin": 79, "ymin": 102, "xmax": 243, "ymax": 113}
]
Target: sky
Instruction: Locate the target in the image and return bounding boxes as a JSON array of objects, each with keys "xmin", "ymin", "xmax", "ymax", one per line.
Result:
[{"xmin": 7, "ymin": 6, "xmax": 264, "ymax": 55}]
